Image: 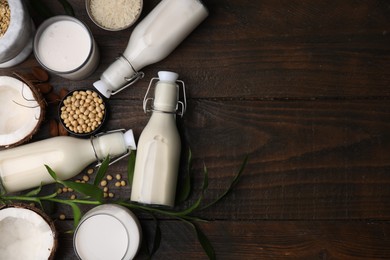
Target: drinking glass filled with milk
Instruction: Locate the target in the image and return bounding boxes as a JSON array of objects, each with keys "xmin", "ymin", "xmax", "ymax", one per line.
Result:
[{"xmin": 34, "ymin": 15, "xmax": 99, "ymax": 80}]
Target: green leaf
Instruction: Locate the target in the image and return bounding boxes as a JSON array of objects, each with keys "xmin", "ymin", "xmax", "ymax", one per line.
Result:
[
  {"xmin": 193, "ymin": 223, "xmax": 216, "ymax": 260},
  {"xmin": 57, "ymin": 0, "xmax": 75, "ymax": 16},
  {"xmin": 61, "ymin": 181, "xmax": 103, "ymax": 202},
  {"xmin": 94, "ymin": 156, "xmax": 110, "ymax": 186},
  {"xmin": 201, "ymin": 163, "xmax": 209, "ymax": 192},
  {"xmin": 176, "ymin": 162, "xmax": 209, "ymax": 216},
  {"xmin": 34, "ymin": 198, "xmax": 43, "ymax": 209},
  {"xmin": 25, "ymin": 183, "xmax": 43, "ymax": 197},
  {"xmin": 0, "ymin": 181, "xmax": 6, "ymax": 196},
  {"xmin": 149, "ymin": 215, "xmax": 161, "ymax": 257},
  {"xmin": 63, "ymin": 201, "xmax": 82, "ymax": 229},
  {"xmin": 127, "ymin": 151, "xmax": 136, "ymax": 186},
  {"xmin": 45, "ymin": 165, "xmax": 103, "ymax": 201},
  {"xmin": 177, "ymin": 149, "xmax": 192, "ymax": 203},
  {"xmin": 176, "ymin": 193, "xmax": 203, "ymax": 216},
  {"xmin": 45, "ymin": 165, "xmax": 58, "ymax": 181},
  {"xmin": 200, "ymin": 156, "xmax": 248, "ymax": 211},
  {"xmin": 229, "ymin": 155, "xmax": 248, "ymax": 188}
]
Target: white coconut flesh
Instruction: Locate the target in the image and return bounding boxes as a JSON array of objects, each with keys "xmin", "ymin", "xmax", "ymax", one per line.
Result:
[
  {"xmin": 0, "ymin": 76, "xmax": 42, "ymax": 146},
  {"xmin": 0, "ymin": 207, "xmax": 56, "ymax": 259}
]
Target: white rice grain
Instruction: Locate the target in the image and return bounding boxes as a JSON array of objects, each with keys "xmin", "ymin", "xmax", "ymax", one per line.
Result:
[{"xmin": 90, "ymin": 0, "xmax": 141, "ymax": 30}]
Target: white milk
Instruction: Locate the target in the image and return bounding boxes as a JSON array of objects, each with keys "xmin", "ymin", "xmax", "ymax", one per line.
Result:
[
  {"xmin": 34, "ymin": 16, "xmax": 99, "ymax": 80},
  {"xmin": 75, "ymin": 215, "xmax": 128, "ymax": 259},
  {"xmin": 94, "ymin": 0, "xmax": 208, "ymax": 98},
  {"xmin": 0, "ymin": 130, "xmax": 136, "ymax": 193},
  {"xmin": 131, "ymin": 72, "xmax": 182, "ymax": 207},
  {"xmin": 38, "ymin": 20, "xmax": 90, "ymax": 72}
]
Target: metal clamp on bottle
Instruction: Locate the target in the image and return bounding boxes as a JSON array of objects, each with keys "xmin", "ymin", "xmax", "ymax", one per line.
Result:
[
  {"xmin": 143, "ymin": 75, "xmax": 187, "ymax": 117},
  {"xmin": 91, "ymin": 129, "xmax": 132, "ymax": 167},
  {"xmin": 110, "ymin": 71, "xmax": 144, "ymax": 96},
  {"xmin": 110, "ymin": 54, "xmax": 145, "ymax": 96}
]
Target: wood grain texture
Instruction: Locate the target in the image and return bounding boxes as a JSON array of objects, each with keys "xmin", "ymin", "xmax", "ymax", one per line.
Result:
[
  {"xmin": 55, "ymin": 220, "xmax": 390, "ymax": 259},
  {"xmin": 0, "ymin": 0, "xmax": 390, "ymax": 259}
]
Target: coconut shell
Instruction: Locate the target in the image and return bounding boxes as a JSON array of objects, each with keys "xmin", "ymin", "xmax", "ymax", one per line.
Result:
[
  {"xmin": 0, "ymin": 203, "xmax": 58, "ymax": 260},
  {"xmin": 0, "ymin": 72, "xmax": 46, "ymax": 148}
]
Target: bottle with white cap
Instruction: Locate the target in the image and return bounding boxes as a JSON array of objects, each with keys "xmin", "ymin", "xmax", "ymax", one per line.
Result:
[
  {"xmin": 131, "ymin": 71, "xmax": 185, "ymax": 207},
  {"xmin": 0, "ymin": 129, "xmax": 136, "ymax": 193},
  {"xmin": 93, "ymin": 0, "xmax": 208, "ymax": 98}
]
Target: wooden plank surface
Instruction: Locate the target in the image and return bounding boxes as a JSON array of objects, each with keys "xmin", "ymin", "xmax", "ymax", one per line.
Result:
[
  {"xmin": 1, "ymin": 0, "xmax": 390, "ymax": 259},
  {"xmin": 56, "ymin": 220, "xmax": 390, "ymax": 259}
]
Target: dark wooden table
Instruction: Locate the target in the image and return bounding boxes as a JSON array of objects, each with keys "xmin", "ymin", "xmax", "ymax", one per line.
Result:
[{"xmin": 1, "ymin": 0, "xmax": 390, "ymax": 259}]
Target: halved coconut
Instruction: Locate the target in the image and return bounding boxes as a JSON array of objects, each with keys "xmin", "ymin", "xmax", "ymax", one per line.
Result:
[
  {"xmin": 0, "ymin": 203, "xmax": 57, "ymax": 260},
  {"xmin": 0, "ymin": 75, "xmax": 45, "ymax": 147}
]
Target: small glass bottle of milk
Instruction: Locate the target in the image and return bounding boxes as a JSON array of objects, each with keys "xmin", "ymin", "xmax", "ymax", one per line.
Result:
[
  {"xmin": 131, "ymin": 71, "xmax": 186, "ymax": 207},
  {"xmin": 93, "ymin": 0, "xmax": 208, "ymax": 98},
  {"xmin": 0, "ymin": 129, "xmax": 136, "ymax": 193}
]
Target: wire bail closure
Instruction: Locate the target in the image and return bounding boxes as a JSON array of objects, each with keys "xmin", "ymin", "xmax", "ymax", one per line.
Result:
[
  {"xmin": 91, "ymin": 129, "xmax": 131, "ymax": 167},
  {"xmin": 143, "ymin": 77, "xmax": 187, "ymax": 117},
  {"xmin": 111, "ymin": 54, "xmax": 145, "ymax": 96}
]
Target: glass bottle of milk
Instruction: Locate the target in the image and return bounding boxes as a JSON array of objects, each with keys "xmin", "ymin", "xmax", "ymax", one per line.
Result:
[
  {"xmin": 93, "ymin": 0, "xmax": 208, "ymax": 98},
  {"xmin": 0, "ymin": 129, "xmax": 136, "ymax": 193},
  {"xmin": 131, "ymin": 71, "xmax": 185, "ymax": 207}
]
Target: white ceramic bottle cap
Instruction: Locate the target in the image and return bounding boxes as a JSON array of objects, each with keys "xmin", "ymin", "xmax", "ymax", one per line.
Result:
[
  {"xmin": 93, "ymin": 80, "xmax": 111, "ymax": 98},
  {"xmin": 158, "ymin": 71, "xmax": 179, "ymax": 83},
  {"xmin": 124, "ymin": 129, "xmax": 137, "ymax": 150},
  {"xmin": 94, "ymin": 56, "xmax": 138, "ymax": 98},
  {"xmin": 153, "ymin": 71, "xmax": 179, "ymax": 112}
]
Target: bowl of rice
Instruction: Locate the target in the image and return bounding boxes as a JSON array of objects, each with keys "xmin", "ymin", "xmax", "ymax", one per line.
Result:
[{"xmin": 85, "ymin": 0, "xmax": 143, "ymax": 31}]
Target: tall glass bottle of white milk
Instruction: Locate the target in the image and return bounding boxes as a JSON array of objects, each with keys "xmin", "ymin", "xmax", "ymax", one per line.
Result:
[
  {"xmin": 131, "ymin": 71, "xmax": 185, "ymax": 207},
  {"xmin": 0, "ymin": 130, "xmax": 136, "ymax": 193},
  {"xmin": 93, "ymin": 0, "xmax": 208, "ymax": 98}
]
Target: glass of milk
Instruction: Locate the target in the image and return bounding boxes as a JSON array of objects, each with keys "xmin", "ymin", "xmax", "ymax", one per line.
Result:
[
  {"xmin": 33, "ymin": 15, "xmax": 100, "ymax": 80},
  {"xmin": 73, "ymin": 204, "xmax": 141, "ymax": 260}
]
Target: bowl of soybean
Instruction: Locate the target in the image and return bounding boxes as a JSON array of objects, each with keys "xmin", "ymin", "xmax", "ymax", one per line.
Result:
[{"xmin": 59, "ymin": 89, "xmax": 108, "ymax": 137}]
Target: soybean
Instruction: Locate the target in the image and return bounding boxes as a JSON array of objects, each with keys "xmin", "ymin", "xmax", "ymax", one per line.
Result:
[{"xmin": 60, "ymin": 90, "xmax": 105, "ymax": 134}]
